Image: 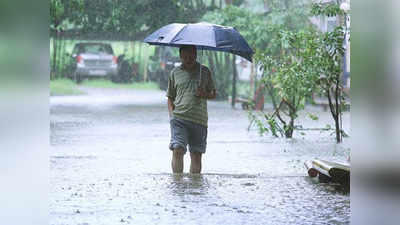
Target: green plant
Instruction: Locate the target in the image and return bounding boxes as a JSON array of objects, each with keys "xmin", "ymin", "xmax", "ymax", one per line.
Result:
[
  {"xmin": 248, "ymin": 1, "xmax": 349, "ymax": 142},
  {"xmin": 310, "ymin": 2, "xmax": 349, "ymax": 143},
  {"xmin": 50, "ymin": 78, "xmax": 85, "ymax": 95},
  {"xmin": 253, "ymin": 28, "xmax": 320, "ymax": 138}
]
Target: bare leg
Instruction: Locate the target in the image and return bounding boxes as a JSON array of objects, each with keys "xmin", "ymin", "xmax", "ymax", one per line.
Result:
[
  {"xmin": 190, "ymin": 152, "xmax": 202, "ymax": 174},
  {"xmin": 172, "ymin": 148, "xmax": 184, "ymax": 173}
]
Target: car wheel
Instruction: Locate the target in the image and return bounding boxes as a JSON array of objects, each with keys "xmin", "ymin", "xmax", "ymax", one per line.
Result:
[
  {"xmin": 121, "ymin": 62, "xmax": 133, "ymax": 83},
  {"xmin": 111, "ymin": 75, "xmax": 119, "ymax": 83},
  {"xmin": 75, "ymin": 73, "xmax": 82, "ymax": 84}
]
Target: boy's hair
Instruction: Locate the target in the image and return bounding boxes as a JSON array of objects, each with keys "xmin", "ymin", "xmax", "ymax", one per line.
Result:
[{"xmin": 179, "ymin": 45, "xmax": 197, "ymax": 55}]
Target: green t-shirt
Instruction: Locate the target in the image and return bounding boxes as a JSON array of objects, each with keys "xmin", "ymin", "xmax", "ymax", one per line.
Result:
[{"xmin": 166, "ymin": 62, "xmax": 215, "ymax": 127}]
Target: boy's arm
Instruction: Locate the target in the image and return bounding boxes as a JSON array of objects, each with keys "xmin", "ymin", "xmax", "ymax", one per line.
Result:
[
  {"xmin": 166, "ymin": 70, "xmax": 176, "ymax": 116},
  {"xmin": 205, "ymin": 67, "xmax": 216, "ymax": 99},
  {"xmin": 167, "ymin": 97, "xmax": 175, "ymax": 117}
]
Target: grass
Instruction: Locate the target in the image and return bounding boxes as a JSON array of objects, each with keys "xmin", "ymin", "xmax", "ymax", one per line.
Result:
[
  {"xmin": 81, "ymin": 79, "xmax": 159, "ymax": 90},
  {"xmin": 50, "ymin": 78, "xmax": 85, "ymax": 96},
  {"xmin": 50, "ymin": 78, "xmax": 159, "ymax": 96}
]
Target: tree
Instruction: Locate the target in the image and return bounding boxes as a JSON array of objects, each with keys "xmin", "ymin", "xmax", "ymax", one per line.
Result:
[
  {"xmin": 250, "ymin": 1, "xmax": 349, "ymax": 142},
  {"xmin": 50, "ymin": 0, "xmax": 218, "ymax": 41},
  {"xmin": 243, "ymin": 0, "xmax": 316, "ymax": 138},
  {"xmin": 310, "ymin": 2, "xmax": 348, "ymax": 143},
  {"xmin": 252, "ymin": 29, "xmax": 320, "ymax": 138}
]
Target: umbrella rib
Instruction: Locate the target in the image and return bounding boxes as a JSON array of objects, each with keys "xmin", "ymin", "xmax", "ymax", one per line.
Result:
[{"xmin": 169, "ymin": 24, "xmax": 188, "ymax": 45}]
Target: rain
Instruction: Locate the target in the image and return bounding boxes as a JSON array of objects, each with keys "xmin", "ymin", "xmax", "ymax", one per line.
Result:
[{"xmin": 50, "ymin": 0, "xmax": 351, "ymax": 224}]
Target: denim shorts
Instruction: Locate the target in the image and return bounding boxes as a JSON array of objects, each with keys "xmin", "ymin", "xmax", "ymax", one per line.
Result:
[{"xmin": 169, "ymin": 118, "xmax": 207, "ymax": 154}]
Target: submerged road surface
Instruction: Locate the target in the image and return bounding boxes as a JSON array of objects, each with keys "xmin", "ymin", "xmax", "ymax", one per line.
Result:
[{"xmin": 50, "ymin": 88, "xmax": 350, "ymax": 225}]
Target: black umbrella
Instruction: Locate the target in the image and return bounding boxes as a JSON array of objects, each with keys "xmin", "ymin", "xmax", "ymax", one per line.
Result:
[{"xmin": 143, "ymin": 22, "xmax": 254, "ymax": 62}]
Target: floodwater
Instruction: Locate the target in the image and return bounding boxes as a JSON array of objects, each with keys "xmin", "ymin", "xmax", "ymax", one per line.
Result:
[{"xmin": 50, "ymin": 87, "xmax": 350, "ymax": 225}]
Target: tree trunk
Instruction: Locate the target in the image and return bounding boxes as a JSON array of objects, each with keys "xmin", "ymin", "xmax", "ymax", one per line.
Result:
[
  {"xmin": 195, "ymin": 0, "xmax": 205, "ymax": 10},
  {"xmin": 207, "ymin": 52, "xmax": 215, "ymax": 76},
  {"xmin": 59, "ymin": 37, "xmax": 66, "ymax": 78},
  {"xmin": 327, "ymin": 84, "xmax": 342, "ymax": 143},
  {"xmin": 285, "ymin": 116, "xmax": 294, "ymax": 138},
  {"xmin": 51, "ymin": 30, "xmax": 60, "ymax": 79},
  {"xmin": 224, "ymin": 53, "xmax": 232, "ymax": 99},
  {"xmin": 51, "ymin": 36, "xmax": 57, "ymax": 79},
  {"xmin": 208, "ymin": 52, "xmax": 222, "ymax": 98},
  {"xmin": 213, "ymin": 52, "xmax": 220, "ymax": 68},
  {"xmin": 335, "ymin": 75, "xmax": 342, "ymax": 143},
  {"xmin": 231, "ymin": 55, "xmax": 237, "ymax": 108},
  {"xmin": 143, "ymin": 46, "xmax": 148, "ymax": 82},
  {"xmin": 224, "ymin": 53, "xmax": 230, "ymax": 77},
  {"xmin": 212, "ymin": 52, "xmax": 224, "ymax": 98},
  {"xmin": 131, "ymin": 42, "xmax": 136, "ymax": 63},
  {"xmin": 334, "ymin": 110, "xmax": 341, "ymax": 143},
  {"xmin": 56, "ymin": 33, "xmax": 62, "ymax": 79},
  {"xmin": 285, "ymin": 98, "xmax": 296, "ymax": 138},
  {"xmin": 139, "ymin": 43, "xmax": 143, "ymax": 81}
]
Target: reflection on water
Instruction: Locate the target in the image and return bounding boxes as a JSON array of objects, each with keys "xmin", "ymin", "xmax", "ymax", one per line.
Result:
[{"xmin": 168, "ymin": 174, "xmax": 209, "ymax": 197}]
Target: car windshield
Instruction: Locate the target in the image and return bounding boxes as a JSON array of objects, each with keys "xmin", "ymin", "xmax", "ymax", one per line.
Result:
[{"xmin": 78, "ymin": 44, "xmax": 114, "ymax": 54}]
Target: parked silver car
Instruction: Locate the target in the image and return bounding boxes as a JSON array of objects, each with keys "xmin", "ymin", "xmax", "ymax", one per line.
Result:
[{"xmin": 69, "ymin": 43, "xmax": 118, "ymax": 83}]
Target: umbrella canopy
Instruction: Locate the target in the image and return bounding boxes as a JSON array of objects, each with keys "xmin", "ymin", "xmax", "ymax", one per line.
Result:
[{"xmin": 143, "ymin": 22, "xmax": 254, "ymax": 62}]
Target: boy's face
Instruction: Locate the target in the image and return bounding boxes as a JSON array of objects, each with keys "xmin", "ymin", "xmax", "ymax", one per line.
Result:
[{"xmin": 180, "ymin": 48, "xmax": 197, "ymax": 70}]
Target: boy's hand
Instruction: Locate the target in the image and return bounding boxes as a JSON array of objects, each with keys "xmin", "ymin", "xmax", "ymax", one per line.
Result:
[
  {"xmin": 195, "ymin": 88, "xmax": 216, "ymax": 99},
  {"xmin": 195, "ymin": 88, "xmax": 207, "ymax": 98}
]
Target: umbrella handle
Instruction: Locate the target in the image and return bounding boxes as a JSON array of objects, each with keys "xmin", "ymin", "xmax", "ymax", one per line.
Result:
[{"xmin": 199, "ymin": 50, "xmax": 203, "ymax": 89}]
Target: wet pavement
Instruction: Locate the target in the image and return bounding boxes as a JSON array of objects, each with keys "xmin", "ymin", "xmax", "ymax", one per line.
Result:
[{"xmin": 50, "ymin": 87, "xmax": 350, "ymax": 225}]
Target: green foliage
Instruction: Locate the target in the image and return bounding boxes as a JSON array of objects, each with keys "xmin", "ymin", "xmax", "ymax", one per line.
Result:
[
  {"xmin": 50, "ymin": 0, "xmax": 84, "ymax": 30},
  {"xmin": 50, "ymin": 78, "xmax": 85, "ymax": 96},
  {"xmin": 264, "ymin": 113, "xmax": 283, "ymax": 137},
  {"xmin": 202, "ymin": 5, "xmax": 270, "ymax": 50},
  {"xmin": 50, "ymin": 0, "xmax": 64, "ymax": 26},
  {"xmin": 254, "ymin": 28, "xmax": 322, "ymax": 138},
  {"xmin": 310, "ymin": 2, "xmax": 345, "ymax": 17},
  {"xmin": 49, "ymin": 0, "xmax": 222, "ymax": 84},
  {"xmin": 248, "ymin": 0, "xmax": 349, "ymax": 141},
  {"xmin": 248, "ymin": 111, "xmax": 270, "ymax": 136},
  {"xmin": 307, "ymin": 113, "xmax": 319, "ymax": 121},
  {"xmin": 50, "ymin": 0, "xmax": 216, "ymax": 40},
  {"xmin": 204, "ymin": 0, "xmax": 320, "ymax": 138},
  {"xmin": 265, "ymin": 0, "xmax": 311, "ymax": 29}
]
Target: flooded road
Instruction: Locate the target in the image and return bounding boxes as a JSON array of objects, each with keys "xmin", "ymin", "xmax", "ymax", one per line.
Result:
[{"xmin": 50, "ymin": 88, "xmax": 350, "ymax": 225}]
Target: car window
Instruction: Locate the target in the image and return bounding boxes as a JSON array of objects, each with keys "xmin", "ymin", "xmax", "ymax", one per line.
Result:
[
  {"xmin": 104, "ymin": 45, "xmax": 114, "ymax": 54},
  {"xmin": 80, "ymin": 44, "xmax": 114, "ymax": 54}
]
